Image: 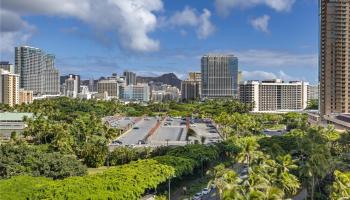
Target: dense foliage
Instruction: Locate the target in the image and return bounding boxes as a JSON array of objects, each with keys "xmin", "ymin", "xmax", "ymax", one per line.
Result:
[
  {"xmin": 0, "ymin": 98, "xmax": 349, "ymax": 199},
  {"xmin": 0, "ymin": 160, "xmax": 174, "ymax": 200},
  {"xmin": 0, "ymin": 143, "xmax": 86, "ymax": 179},
  {"xmin": 331, "ymin": 170, "xmax": 350, "ymax": 199}
]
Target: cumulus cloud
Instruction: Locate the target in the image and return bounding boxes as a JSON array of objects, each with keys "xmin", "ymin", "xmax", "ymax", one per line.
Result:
[
  {"xmin": 167, "ymin": 7, "xmax": 215, "ymax": 39},
  {"xmin": 215, "ymin": 0, "xmax": 295, "ymax": 16},
  {"xmin": 243, "ymin": 70, "xmax": 300, "ymax": 81},
  {"xmin": 1, "ymin": 0, "xmax": 163, "ymax": 52},
  {"xmin": 0, "ymin": 9, "xmax": 36, "ymax": 53},
  {"xmin": 250, "ymin": 15, "xmax": 270, "ymax": 33}
]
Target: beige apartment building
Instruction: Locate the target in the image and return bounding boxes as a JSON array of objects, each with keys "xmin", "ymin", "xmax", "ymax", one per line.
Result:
[
  {"xmin": 97, "ymin": 79, "xmax": 119, "ymax": 99},
  {"xmin": 19, "ymin": 89, "xmax": 33, "ymax": 105},
  {"xmin": 0, "ymin": 70, "xmax": 19, "ymax": 107},
  {"xmin": 319, "ymin": 0, "xmax": 350, "ymax": 116},
  {"xmin": 239, "ymin": 79, "xmax": 309, "ymax": 112}
]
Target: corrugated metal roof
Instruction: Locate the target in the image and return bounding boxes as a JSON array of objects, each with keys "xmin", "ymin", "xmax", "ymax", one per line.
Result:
[{"xmin": 0, "ymin": 112, "xmax": 34, "ymax": 121}]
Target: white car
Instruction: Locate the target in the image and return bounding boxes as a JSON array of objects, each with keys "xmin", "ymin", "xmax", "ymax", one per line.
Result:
[
  {"xmin": 202, "ymin": 188, "xmax": 210, "ymax": 195},
  {"xmin": 193, "ymin": 193, "xmax": 202, "ymax": 200}
]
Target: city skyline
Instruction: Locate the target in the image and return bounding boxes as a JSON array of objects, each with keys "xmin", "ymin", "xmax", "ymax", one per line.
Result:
[{"xmin": 1, "ymin": 0, "xmax": 318, "ymax": 83}]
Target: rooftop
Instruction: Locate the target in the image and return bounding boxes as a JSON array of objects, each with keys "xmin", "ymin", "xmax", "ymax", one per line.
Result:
[{"xmin": 0, "ymin": 112, "xmax": 34, "ymax": 121}]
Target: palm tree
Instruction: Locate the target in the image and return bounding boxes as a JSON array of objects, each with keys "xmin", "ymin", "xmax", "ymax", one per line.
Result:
[
  {"xmin": 274, "ymin": 154, "xmax": 300, "ymax": 196},
  {"xmin": 331, "ymin": 170, "xmax": 350, "ymax": 200},
  {"xmin": 236, "ymin": 137, "xmax": 259, "ymax": 170},
  {"xmin": 214, "ymin": 168, "xmax": 243, "ymax": 200}
]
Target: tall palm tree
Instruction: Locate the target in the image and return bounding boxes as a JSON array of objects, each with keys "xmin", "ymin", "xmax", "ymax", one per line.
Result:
[{"xmin": 236, "ymin": 137, "xmax": 259, "ymax": 170}]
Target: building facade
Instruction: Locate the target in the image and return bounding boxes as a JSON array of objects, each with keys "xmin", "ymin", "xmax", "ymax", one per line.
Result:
[
  {"xmin": 123, "ymin": 71, "xmax": 136, "ymax": 86},
  {"xmin": 0, "ymin": 70, "xmax": 19, "ymax": 107},
  {"xmin": 151, "ymin": 84, "xmax": 180, "ymax": 102},
  {"xmin": 122, "ymin": 84, "xmax": 150, "ymax": 102},
  {"xmin": 201, "ymin": 55, "xmax": 238, "ymax": 99},
  {"xmin": 307, "ymin": 85, "xmax": 319, "ymax": 101},
  {"xmin": 181, "ymin": 80, "xmax": 200, "ymax": 101},
  {"xmin": 0, "ymin": 61, "xmax": 15, "ymax": 73},
  {"xmin": 15, "ymin": 46, "xmax": 60, "ymax": 95},
  {"xmin": 239, "ymin": 79, "xmax": 309, "ymax": 112},
  {"xmin": 0, "ymin": 112, "xmax": 34, "ymax": 139},
  {"xmin": 97, "ymin": 79, "xmax": 119, "ymax": 99},
  {"xmin": 19, "ymin": 89, "xmax": 33, "ymax": 104},
  {"xmin": 63, "ymin": 74, "xmax": 80, "ymax": 98},
  {"xmin": 319, "ymin": 0, "xmax": 350, "ymax": 116}
]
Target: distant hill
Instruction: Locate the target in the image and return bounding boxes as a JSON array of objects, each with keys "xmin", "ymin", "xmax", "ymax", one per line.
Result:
[{"xmin": 136, "ymin": 73, "xmax": 182, "ymax": 89}]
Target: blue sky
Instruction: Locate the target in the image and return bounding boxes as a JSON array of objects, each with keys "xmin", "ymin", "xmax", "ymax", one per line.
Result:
[{"xmin": 0, "ymin": 0, "xmax": 318, "ymax": 83}]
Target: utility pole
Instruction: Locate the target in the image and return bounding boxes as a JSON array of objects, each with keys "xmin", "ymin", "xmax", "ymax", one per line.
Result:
[{"xmin": 168, "ymin": 178, "xmax": 171, "ymax": 200}]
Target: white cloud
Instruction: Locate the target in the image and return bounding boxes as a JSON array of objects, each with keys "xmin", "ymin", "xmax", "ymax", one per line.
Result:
[
  {"xmin": 0, "ymin": 9, "xmax": 36, "ymax": 54},
  {"xmin": 197, "ymin": 9, "xmax": 215, "ymax": 39},
  {"xmin": 1, "ymin": 0, "xmax": 163, "ymax": 52},
  {"xmin": 235, "ymin": 49, "xmax": 317, "ymax": 68},
  {"xmin": 215, "ymin": 0, "xmax": 295, "ymax": 16},
  {"xmin": 0, "ymin": 31, "xmax": 32, "ymax": 54},
  {"xmin": 250, "ymin": 15, "xmax": 270, "ymax": 33},
  {"xmin": 168, "ymin": 6, "xmax": 198, "ymax": 26},
  {"xmin": 167, "ymin": 7, "xmax": 215, "ymax": 39},
  {"xmin": 243, "ymin": 70, "xmax": 300, "ymax": 81}
]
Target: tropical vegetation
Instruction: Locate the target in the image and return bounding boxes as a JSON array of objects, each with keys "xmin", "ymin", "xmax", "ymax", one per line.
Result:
[{"xmin": 0, "ymin": 97, "xmax": 349, "ymax": 199}]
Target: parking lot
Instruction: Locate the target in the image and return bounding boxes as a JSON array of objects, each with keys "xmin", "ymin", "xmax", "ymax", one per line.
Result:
[
  {"xmin": 149, "ymin": 117, "xmax": 188, "ymax": 146},
  {"xmin": 118, "ymin": 117, "xmax": 158, "ymax": 145},
  {"xmin": 190, "ymin": 119, "xmax": 222, "ymax": 144},
  {"xmin": 109, "ymin": 116, "xmax": 223, "ymax": 148}
]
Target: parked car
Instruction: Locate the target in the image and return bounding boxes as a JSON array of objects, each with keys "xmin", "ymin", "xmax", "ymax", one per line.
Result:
[
  {"xmin": 239, "ymin": 174, "xmax": 249, "ymax": 180},
  {"xmin": 138, "ymin": 140, "xmax": 146, "ymax": 145},
  {"xmin": 112, "ymin": 140, "xmax": 122, "ymax": 144},
  {"xmin": 202, "ymin": 188, "xmax": 210, "ymax": 195},
  {"xmin": 133, "ymin": 127, "xmax": 140, "ymax": 129},
  {"xmin": 193, "ymin": 192, "xmax": 202, "ymax": 200}
]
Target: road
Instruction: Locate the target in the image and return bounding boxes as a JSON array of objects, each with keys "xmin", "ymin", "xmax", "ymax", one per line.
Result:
[
  {"xmin": 202, "ymin": 188, "xmax": 219, "ymax": 200},
  {"xmin": 118, "ymin": 117, "xmax": 158, "ymax": 145}
]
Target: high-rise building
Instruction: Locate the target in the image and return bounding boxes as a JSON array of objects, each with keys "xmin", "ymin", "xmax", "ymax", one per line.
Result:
[
  {"xmin": 19, "ymin": 89, "xmax": 33, "ymax": 104},
  {"xmin": 188, "ymin": 72, "xmax": 201, "ymax": 96},
  {"xmin": 0, "ymin": 70, "xmax": 19, "ymax": 107},
  {"xmin": 151, "ymin": 84, "xmax": 180, "ymax": 102},
  {"xmin": 0, "ymin": 61, "xmax": 15, "ymax": 73},
  {"xmin": 15, "ymin": 46, "xmax": 60, "ymax": 95},
  {"xmin": 307, "ymin": 85, "xmax": 319, "ymax": 101},
  {"xmin": 122, "ymin": 84, "xmax": 150, "ymax": 102},
  {"xmin": 123, "ymin": 71, "xmax": 136, "ymax": 85},
  {"xmin": 188, "ymin": 72, "xmax": 201, "ymax": 82},
  {"xmin": 97, "ymin": 74, "xmax": 125, "ymax": 99},
  {"xmin": 97, "ymin": 79, "xmax": 119, "ymax": 99},
  {"xmin": 319, "ymin": 1, "xmax": 350, "ymax": 116},
  {"xmin": 238, "ymin": 71, "xmax": 243, "ymax": 84},
  {"xmin": 63, "ymin": 74, "xmax": 80, "ymax": 98},
  {"xmin": 239, "ymin": 79, "xmax": 309, "ymax": 112},
  {"xmin": 201, "ymin": 55, "xmax": 238, "ymax": 99},
  {"xmin": 181, "ymin": 80, "xmax": 200, "ymax": 101}
]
